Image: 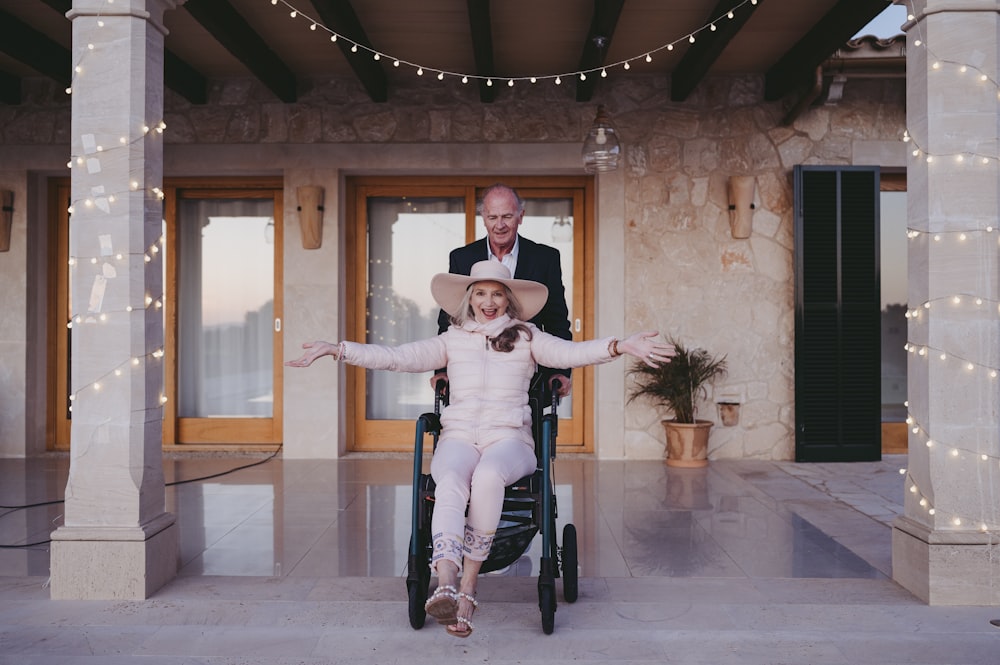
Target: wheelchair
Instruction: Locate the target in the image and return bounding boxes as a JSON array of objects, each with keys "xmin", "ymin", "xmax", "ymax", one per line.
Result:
[{"xmin": 405, "ymin": 377, "xmax": 579, "ymax": 634}]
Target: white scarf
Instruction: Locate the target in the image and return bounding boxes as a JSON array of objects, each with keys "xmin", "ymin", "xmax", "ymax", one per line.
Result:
[{"xmin": 460, "ymin": 314, "xmax": 520, "ymax": 339}]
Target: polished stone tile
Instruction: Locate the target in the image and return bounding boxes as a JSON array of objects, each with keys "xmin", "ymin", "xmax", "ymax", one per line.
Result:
[
  {"xmin": 10, "ymin": 453, "xmax": 1000, "ymax": 664},
  {"xmin": 0, "ymin": 454, "xmax": 909, "ymax": 583}
]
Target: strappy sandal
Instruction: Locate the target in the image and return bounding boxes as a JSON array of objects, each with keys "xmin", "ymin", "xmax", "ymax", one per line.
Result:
[
  {"xmin": 424, "ymin": 584, "xmax": 458, "ymax": 625},
  {"xmin": 446, "ymin": 592, "xmax": 478, "ymax": 638}
]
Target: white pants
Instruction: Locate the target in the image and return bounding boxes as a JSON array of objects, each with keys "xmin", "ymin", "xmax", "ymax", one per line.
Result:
[{"xmin": 429, "ymin": 437, "xmax": 537, "ymax": 572}]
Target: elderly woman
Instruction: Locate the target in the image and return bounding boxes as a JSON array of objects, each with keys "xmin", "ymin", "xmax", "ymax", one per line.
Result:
[{"xmin": 286, "ymin": 260, "xmax": 674, "ymax": 637}]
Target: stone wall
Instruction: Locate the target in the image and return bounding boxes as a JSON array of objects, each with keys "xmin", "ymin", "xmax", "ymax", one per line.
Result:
[{"xmin": 1, "ymin": 72, "xmax": 905, "ymax": 460}]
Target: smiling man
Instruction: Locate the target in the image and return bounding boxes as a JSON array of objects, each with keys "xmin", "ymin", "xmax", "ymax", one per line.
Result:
[{"xmin": 435, "ymin": 183, "xmax": 573, "ymax": 398}]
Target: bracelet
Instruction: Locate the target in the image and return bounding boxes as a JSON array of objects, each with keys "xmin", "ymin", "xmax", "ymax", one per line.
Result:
[
  {"xmin": 336, "ymin": 341, "xmax": 347, "ymax": 361},
  {"xmin": 609, "ymin": 338, "xmax": 621, "ymax": 357}
]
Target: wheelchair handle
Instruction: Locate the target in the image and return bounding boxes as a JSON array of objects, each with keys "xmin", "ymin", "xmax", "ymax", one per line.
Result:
[
  {"xmin": 550, "ymin": 377, "xmax": 562, "ymax": 415},
  {"xmin": 434, "ymin": 378, "xmax": 449, "ymax": 413}
]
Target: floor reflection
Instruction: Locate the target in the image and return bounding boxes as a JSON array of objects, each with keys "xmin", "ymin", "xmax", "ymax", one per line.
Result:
[{"xmin": 0, "ymin": 455, "xmax": 889, "ymax": 581}]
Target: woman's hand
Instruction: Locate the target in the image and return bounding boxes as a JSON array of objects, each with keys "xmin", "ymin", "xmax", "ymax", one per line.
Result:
[
  {"xmin": 285, "ymin": 341, "xmax": 339, "ymax": 368},
  {"xmin": 620, "ymin": 332, "xmax": 676, "ymax": 367}
]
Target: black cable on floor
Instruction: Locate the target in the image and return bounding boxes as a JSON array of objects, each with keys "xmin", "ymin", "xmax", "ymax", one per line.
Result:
[{"xmin": 0, "ymin": 444, "xmax": 283, "ymax": 549}]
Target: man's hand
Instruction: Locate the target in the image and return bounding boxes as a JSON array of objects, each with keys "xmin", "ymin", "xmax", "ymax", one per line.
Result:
[
  {"xmin": 429, "ymin": 372, "xmax": 449, "ymax": 394},
  {"xmin": 549, "ymin": 373, "xmax": 572, "ymax": 398}
]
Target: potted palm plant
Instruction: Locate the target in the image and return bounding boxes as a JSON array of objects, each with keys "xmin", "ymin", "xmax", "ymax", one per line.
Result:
[{"xmin": 627, "ymin": 336, "xmax": 728, "ymax": 467}]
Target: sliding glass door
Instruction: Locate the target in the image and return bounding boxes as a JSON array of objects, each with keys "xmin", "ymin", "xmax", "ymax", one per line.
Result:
[{"xmin": 50, "ymin": 179, "xmax": 284, "ymax": 449}]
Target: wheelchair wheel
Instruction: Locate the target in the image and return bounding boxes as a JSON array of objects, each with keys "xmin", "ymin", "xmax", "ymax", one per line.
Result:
[
  {"xmin": 540, "ymin": 583, "xmax": 556, "ymax": 635},
  {"xmin": 407, "ymin": 579, "xmax": 427, "ymax": 629},
  {"xmin": 561, "ymin": 523, "xmax": 579, "ymax": 603},
  {"xmin": 406, "ymin": 534, "xmax": 430, "ymax": 629}
]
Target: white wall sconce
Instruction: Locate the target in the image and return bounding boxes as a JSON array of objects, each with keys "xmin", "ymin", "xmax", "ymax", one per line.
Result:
[
  {"xmin": 727, "ymin": 175, "xmax": 756, "ymax": 239},
  {"xmin": 582, "ymin": 105, "xmax": 621, "ymax": 174},
  {"xmin": 296, "ymin": 185, "xmax": 324, "ymax": 249},
  {"xmin": 0, "ymin": 190, "xmax": 13, "ymax": 252}
]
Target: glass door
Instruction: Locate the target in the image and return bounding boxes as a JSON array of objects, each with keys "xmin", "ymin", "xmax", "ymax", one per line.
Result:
[
  {"xmin": 346, "ymin": 177, "xmax": 592, "ymax": 453},
  {"xmin": 168, "ymin": 186, "xmax": 284, "ymax": 445}
]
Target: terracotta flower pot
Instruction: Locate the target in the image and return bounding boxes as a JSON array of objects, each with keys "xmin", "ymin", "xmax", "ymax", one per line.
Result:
[{"xmin": 661, "ymin": 419, "xmax": 712, "ymax": 468}]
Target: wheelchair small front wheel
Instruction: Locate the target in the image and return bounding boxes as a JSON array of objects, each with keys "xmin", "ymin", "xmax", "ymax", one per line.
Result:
[
  {"xmin": 539, "ymin": 584, "xmax": 556, "ymax": 634},
  {"xmin": 561, "ymin": 523, "xmax": 579, "ymax": 603}
]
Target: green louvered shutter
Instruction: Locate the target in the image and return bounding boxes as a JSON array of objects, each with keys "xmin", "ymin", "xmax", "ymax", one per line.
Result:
[{"xmin": 794, "ymin": 166, "xmax": 881, "ymax": 462}]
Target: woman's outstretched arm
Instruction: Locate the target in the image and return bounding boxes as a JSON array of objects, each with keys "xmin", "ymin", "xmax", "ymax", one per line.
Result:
[
  {"xmin": 285, "ymin": 340, "xmax": 342, "ymax": 368},
  {"xmin": 617, "ymin": 332, "xmax": 676, "ymax": 367}
]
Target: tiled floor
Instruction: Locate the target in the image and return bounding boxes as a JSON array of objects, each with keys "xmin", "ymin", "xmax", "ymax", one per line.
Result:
[
  {"xmin": 0, "ymin": 454, "xmax": 898, "ymax": 580},
  {"xmin": 2, "ymin": 452, "xmax": 999, "ymax": 664}
]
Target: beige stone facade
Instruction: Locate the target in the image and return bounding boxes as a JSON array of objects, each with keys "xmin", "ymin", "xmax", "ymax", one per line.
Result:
[{"xmin": 0, "ymin": 70, "xmax": 906, "ymax": 462}]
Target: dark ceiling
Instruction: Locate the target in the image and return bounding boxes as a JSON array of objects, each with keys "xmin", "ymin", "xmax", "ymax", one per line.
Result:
[{"xmin": 0, "ymin": 0, "xmax": 895, "ymax": 106}]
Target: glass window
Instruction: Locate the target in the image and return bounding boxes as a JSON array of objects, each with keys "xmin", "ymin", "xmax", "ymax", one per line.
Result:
[
  {"xmin": 177, "ymin": 198, "xmax": 276, "ymax": 418},
  {"xmin": 366, "ymin": 196, "xmax": 466, "ymax": 420},
  {"xmin": 880, "ymin": 190, "xmax": 907, "ymax": 422}
]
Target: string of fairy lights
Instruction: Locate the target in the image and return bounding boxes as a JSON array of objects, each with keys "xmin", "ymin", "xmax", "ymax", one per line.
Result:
[
  {"xmin": 895, "ymin": 1, "xmax": 1000, "ymax": 534},
  {"xmin": 267, "ymin": 0, "xmax": 760, "ymax": 86}
]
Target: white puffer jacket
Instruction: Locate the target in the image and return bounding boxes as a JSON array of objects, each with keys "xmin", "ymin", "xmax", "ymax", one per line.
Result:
[{"xmin": 340, "ymin": 315, "xmax": 616, "ymax": 448}]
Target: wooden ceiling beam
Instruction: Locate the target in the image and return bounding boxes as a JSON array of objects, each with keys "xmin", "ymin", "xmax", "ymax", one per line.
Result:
[
  {"xmin": 164, "ymin": 51, "xmax": 209, "ymax": 105},
  {"xmin": 765, "ymin": 0, "xmax": 891, "ymax": 101},
  {"xmin": 670, "ymin": 0, "xmax": 756, "ymax": 102},
  {"xmin": 575, "ymin": 0, "xmax": 626, "ymax": 102},
  {"xmin": 467, "ymin": 0, "xmax": 497, "ymax": 103},
  {"xmin": 0, "ymin": 7, "xmax": 70, "ymax": 87},
  {"xmin": 310, "ymin": 0, "xmax": 388, "ymax": 103},
  {"xmin": 184, "ymin": 0, "xmax": 298, "ymax": 103}
]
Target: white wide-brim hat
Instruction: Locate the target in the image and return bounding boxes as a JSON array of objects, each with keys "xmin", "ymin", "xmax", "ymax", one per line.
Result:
[{"xmin": 431, "ymin": 260, "xmax": 548, "ymax": 320}]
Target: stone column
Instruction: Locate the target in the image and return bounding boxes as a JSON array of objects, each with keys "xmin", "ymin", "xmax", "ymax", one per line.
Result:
[
  {"xmin": 893, "ymin": 0, "xmax": 1000, "ymax": 605},
  {"xmin": 49, "ymin": 0, "xmax": 179, "ymax": 600}
]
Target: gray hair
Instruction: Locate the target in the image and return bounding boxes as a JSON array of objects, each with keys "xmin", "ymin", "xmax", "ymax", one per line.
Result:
[{"xmin": 476, "ymin": 183, "xmax": 525, "ymax": 217}]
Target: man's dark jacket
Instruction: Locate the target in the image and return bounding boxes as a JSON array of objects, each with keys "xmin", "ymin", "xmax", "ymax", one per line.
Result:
[{"xmin": 436, "ymin": 236, "xmax": 573, "ymax": 384}]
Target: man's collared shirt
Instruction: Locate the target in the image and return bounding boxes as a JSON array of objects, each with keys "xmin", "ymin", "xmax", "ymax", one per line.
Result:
[{"xmin": 486, "ymin": 235, "xmax": 520, "ymax": 277}]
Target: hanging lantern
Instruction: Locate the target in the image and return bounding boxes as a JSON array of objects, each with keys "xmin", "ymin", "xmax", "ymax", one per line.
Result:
[{"xmin": 582, "ymin": 105, "xmax": 621, "ymax": 173}]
